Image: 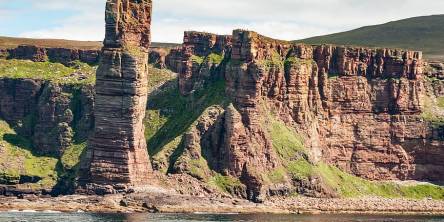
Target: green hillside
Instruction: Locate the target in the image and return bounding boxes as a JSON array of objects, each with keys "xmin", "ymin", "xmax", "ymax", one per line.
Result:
[{"xmin": 296, "ymin": 15, "xmax": 444, "ymax": 61}]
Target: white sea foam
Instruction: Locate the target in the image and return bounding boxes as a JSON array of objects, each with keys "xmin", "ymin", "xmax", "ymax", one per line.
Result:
[{"xmin": 42, "ymin": 210, "xmax": 61, "ymax": 213}]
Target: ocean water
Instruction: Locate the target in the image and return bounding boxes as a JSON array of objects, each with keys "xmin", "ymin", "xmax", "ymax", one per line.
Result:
[{"xmin": 0, "ymin": 213, "xmax": 443, "ymax": 222}]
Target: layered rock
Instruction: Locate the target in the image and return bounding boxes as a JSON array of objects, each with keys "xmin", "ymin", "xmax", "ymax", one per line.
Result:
[
  {"xmin": 166, "ymin": 31, "xmax": 232, "ymax": 95},
  {"xmin": 6, "ymin": 45, "xmax": 100, "ymax": 65},
  {"xmin": 173, "ymin": 30, "xmax": 443, "ymax": 200},
  {"xmin": 0, "ymin": 49, "xmax": 7, "ymax": 59},
  {"xmin": 0, "ymin": 79, "xmax": 94, "ymax": 156},
  {"xmin": 82, "ymin": 0, "xmax": 153, "ymax": 187},
  {"xmin": 224, "ymin": 30, "xmax": 444, "ymax": 183}
]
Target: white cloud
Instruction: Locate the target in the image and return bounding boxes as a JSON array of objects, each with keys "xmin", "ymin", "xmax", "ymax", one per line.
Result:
[{"xmin": 14, "ymin": 0, "xmax": 444, "ymax": 43}]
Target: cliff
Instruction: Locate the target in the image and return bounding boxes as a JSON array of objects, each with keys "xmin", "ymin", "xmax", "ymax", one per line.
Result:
[
  {"xmin": 0, "ymin": 29, "xmax": 443, "ymax": 202},
  {"xmin": 163, "ymin": 30, "xmax": 444, "ymax": 201}
]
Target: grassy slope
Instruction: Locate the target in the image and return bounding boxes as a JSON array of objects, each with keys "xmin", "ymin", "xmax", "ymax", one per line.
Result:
[
  {"xmin": 0, "ymin": 120, "xmax": 59, "ymax": 188},
  {"xmin": 0, "ymin": 59, "xmax": 97, "ymax": 85},
  {"xmin": 0, "ymin": 36, "xmax": 180, "ymax": 50},
  {"xmin": 145, "ymin": 78, "xmax": 227, "ymax": 172},
  {"xmin": 264, "ymin": 100, "xmax": 444, "ymax": 199},
  {"xmin": 296, "ymin": 15, "xmax": 444, "ymax": 60}
]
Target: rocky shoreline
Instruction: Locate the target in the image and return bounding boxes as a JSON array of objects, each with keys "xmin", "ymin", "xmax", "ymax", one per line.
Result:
[{"xmin": 1, "ymin": 192, "xmax": 444, "ymax": 215}]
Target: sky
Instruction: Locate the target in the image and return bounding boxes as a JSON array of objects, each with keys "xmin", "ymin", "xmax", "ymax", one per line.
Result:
[{"xmin": 1, "ymin": 0, "xmax": 444, "ymax": 43}]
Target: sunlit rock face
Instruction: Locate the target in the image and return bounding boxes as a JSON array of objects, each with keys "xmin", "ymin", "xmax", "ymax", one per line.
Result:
[{"xmin": 82, "ymin": 0, "xmax": 153, "ymax": 188}]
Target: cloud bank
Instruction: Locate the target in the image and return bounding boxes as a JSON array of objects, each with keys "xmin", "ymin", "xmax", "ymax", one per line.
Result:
[{"xmin": 2, "ymin": 0, "xmax": 443, "ymax": 43}]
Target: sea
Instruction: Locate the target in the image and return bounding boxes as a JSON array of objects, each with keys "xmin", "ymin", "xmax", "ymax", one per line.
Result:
[{"xmin": 0, "ymin": 212, "xmax": 443, "ymax": 222}]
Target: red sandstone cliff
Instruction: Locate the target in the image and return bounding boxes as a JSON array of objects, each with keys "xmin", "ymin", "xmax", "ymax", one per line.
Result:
[
  {"xmin": 0, "ymin": 29, "xmax": 443, "ymax": 201},
  {"xmin": 172, "ymin": 30, "xmax": 444, "ymax": 200}
]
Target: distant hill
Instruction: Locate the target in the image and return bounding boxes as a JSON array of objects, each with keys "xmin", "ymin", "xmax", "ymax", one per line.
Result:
[
  {"xmin": 0, "ymin": 36, "xmax": 180, "ymax": 50},
  {"xmin": 296, "ymin": 15, "xmax": 444, "ymax": 61}
]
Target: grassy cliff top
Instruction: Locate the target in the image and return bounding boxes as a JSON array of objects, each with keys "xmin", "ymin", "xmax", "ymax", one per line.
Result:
[
  {"xmin": 0, "ymin": 59, "xmax": 97, "ymax": 85},
  {"xmin": 296, "ymin": 15, "xmax": 444, "ymax": 61},
  {"xmin": 0, "ymin": 36, "xmax": 180, "ymax": 50}
]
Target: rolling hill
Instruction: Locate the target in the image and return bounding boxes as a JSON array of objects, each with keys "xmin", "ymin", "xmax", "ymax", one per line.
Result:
[{"xmin": 296, "ymin": 15, "xmax": 444, "ymax": 61}]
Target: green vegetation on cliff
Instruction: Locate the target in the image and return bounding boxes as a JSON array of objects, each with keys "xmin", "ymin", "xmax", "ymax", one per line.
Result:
[
  {"xmin": 0, "ymin": 59, "xmax": 96, "ymax": 85},
  {"xmin": 191, "ymin": 53, "xmax": 224, "ymax": 66},
  {"xmin": 209, "ymin": 174, "xmax": 245, "ymax": 194},
  {"xmin": 263, "ymin": 104, "xmax": 444, "ymax": 200},
  {"xmin": 0, "ymin": 120, "xmax": 59, "ymax": 188},
  {"xmin": 421, "ymin": 95, "xmax": 444, "ymax": 129},
  {"xmin": 146, "ymin": 77, "xmax": 227, "ymax": 173}
]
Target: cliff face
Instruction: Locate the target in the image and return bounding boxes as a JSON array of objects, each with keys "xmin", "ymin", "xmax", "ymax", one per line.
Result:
[
  {"xmin": 0, "ymin": 79, "xmax": 94, "ymax": 156},
  {"xmin": 1, "ymin": 29, "xmax": 444, "ymax": 201},
  {"xmin": 165, "ymin": 31, "xmax": 232, "ymax": 95},
  {"xmin": 173, "ymin": 30, "xmax": 444, "ymax": 200},
  {"xmin": 6, "ymin": 45, "xmax": 100, "ymax": 65},
  {"xmin": 82, "ymin": 0, "xmax": 153, "ymax": 189}
]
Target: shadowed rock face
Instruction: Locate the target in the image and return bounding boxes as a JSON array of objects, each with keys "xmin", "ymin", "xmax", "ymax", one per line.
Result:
[
  {"xmin": 83, "ymin": 0, "xmax": 153, "ymax": 187},
  {"xmin": 165, "ymin": 31, "xmax": 233, "ymax": 95}
]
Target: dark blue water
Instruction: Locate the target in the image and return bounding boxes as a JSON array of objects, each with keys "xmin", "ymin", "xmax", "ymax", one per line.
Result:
[{"xmin": 0, "ymin": 213, "xmax": 443, "ymax": 222}]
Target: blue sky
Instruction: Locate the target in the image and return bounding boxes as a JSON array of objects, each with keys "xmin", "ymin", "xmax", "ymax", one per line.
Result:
[{"xmin": 1, "ymin": 0, "xmax": 443, "ymax": 43}]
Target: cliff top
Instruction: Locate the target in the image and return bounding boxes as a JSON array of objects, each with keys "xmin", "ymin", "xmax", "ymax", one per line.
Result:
[
  {"xmin": 0, "ymin": 36, "xmax": 180, "ymax": 50},
  {"xmin": 0, "ymin": 36, "xmax": 102, "ymax": 50},
  {"xmin": 296, "ymin": 14, "xmax": 444, "ymax": 61}
]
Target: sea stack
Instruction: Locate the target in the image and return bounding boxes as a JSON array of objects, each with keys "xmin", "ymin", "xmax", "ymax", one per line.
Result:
[{"xmin": 83, "ymin": 0, "xmax": 153, "ymax": 190}]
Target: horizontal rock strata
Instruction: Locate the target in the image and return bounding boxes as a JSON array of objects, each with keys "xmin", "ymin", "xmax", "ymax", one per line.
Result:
[
  {"xmin": 174, "ymin": 30, "xmax": 444, "ymax": 200},
  {"xmin": 82, "ymin": 0, "xmax": 153, "ymax": 188},
  {"xmin": 0, "ymin": 78, "xmax": 94, "ymax": 156}
]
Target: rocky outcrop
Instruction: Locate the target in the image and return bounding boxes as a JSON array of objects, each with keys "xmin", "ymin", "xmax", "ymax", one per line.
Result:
[
  {"xmin": 6, "ymin": 45, "xmax": 100, "ymax": 65},
  {"xmin": 165, "ymin": 31, "xmax": 232, "ymax": 95},
  {"xmin": 426, "ymin": 62, "xmax": 444, "ymax": 80},
  {"xmin": 7, "ymin": 45, "xmax": 47, "ymax": 62},
  {"xmin": 82, "ymin": 0, "xmax": 153, "ymax": 188},
  {"xmin": 0, "ymin": 78, "xmax": 94, "ymax": 156},
  {"xmin": 149, "ymin": 48, "xmax": 168, "ymax": 69},
  {"xmin": 223, "ymin": 30, "xmax": 444, "ymax": 183},
  {"xmin": 0, "ymin": 49, "xmax": 7, "ymax": 59},
  {"xmin": 172, "ymin": 30, "xmax": 444, "ymax": 200}
]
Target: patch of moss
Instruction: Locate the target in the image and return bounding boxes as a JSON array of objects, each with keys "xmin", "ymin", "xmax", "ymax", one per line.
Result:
[
  {"xmin": 124, "ymin": 44, "xmax": 146, "ymax": 57},
  {"xmin": 266, "ymin": 167, "xmax": 287, "ymax": 184},
  {"xmin": 61, "ymin": 142, "xmax": 87, "ymax": 170},
  {"xmin": 284, "ymin": 57, "xmax": 315, "ymax": 68},
  {"xmin": 148, "ymin": 65, "xmax": 177, "ymax": 90},
  {"xmin": 146, "ymin": 78, "xmax": 228, "ymax": 173},
  {"xmin": 287, "ymin": 158, "xmax": 314, "ymax": 180},
  {"xmin": 328, "ymin": 73, "xmax": 340, "ymax": 79},
  {"xmin": 206, "ymin": 53, "xmax": 224, "ymax": 65},
  {"xmin": 260, "ymin": 50, "xmax": 284, "ymax": 69},
  {"xmin": 421, "ymin": 95, "xmax": 444, "ymax": 129},
  {"xmin": 191, "ymin": 55, "xmax": 205, "ymax": 65},
  {"xmin": 151, "ymin": 136, "xmax": 183, "ymax": 174},
  {"xmin": 0, "ymin": 120, "xmax": 59, "ymax": 188},
  {"xmin": 209, "ymin": 174, "xmax": 244, "ymax": 194},
  {"xmin": 187, "ymin": 158, "xmax": 210, "ymax": 180},
  {"xmin": 437, "ymin": 96, "xmax": 444, "ymax": 108},
  {"xmin": 267, "ymin": 117, "xmax": 305, "ymax": 160}
]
